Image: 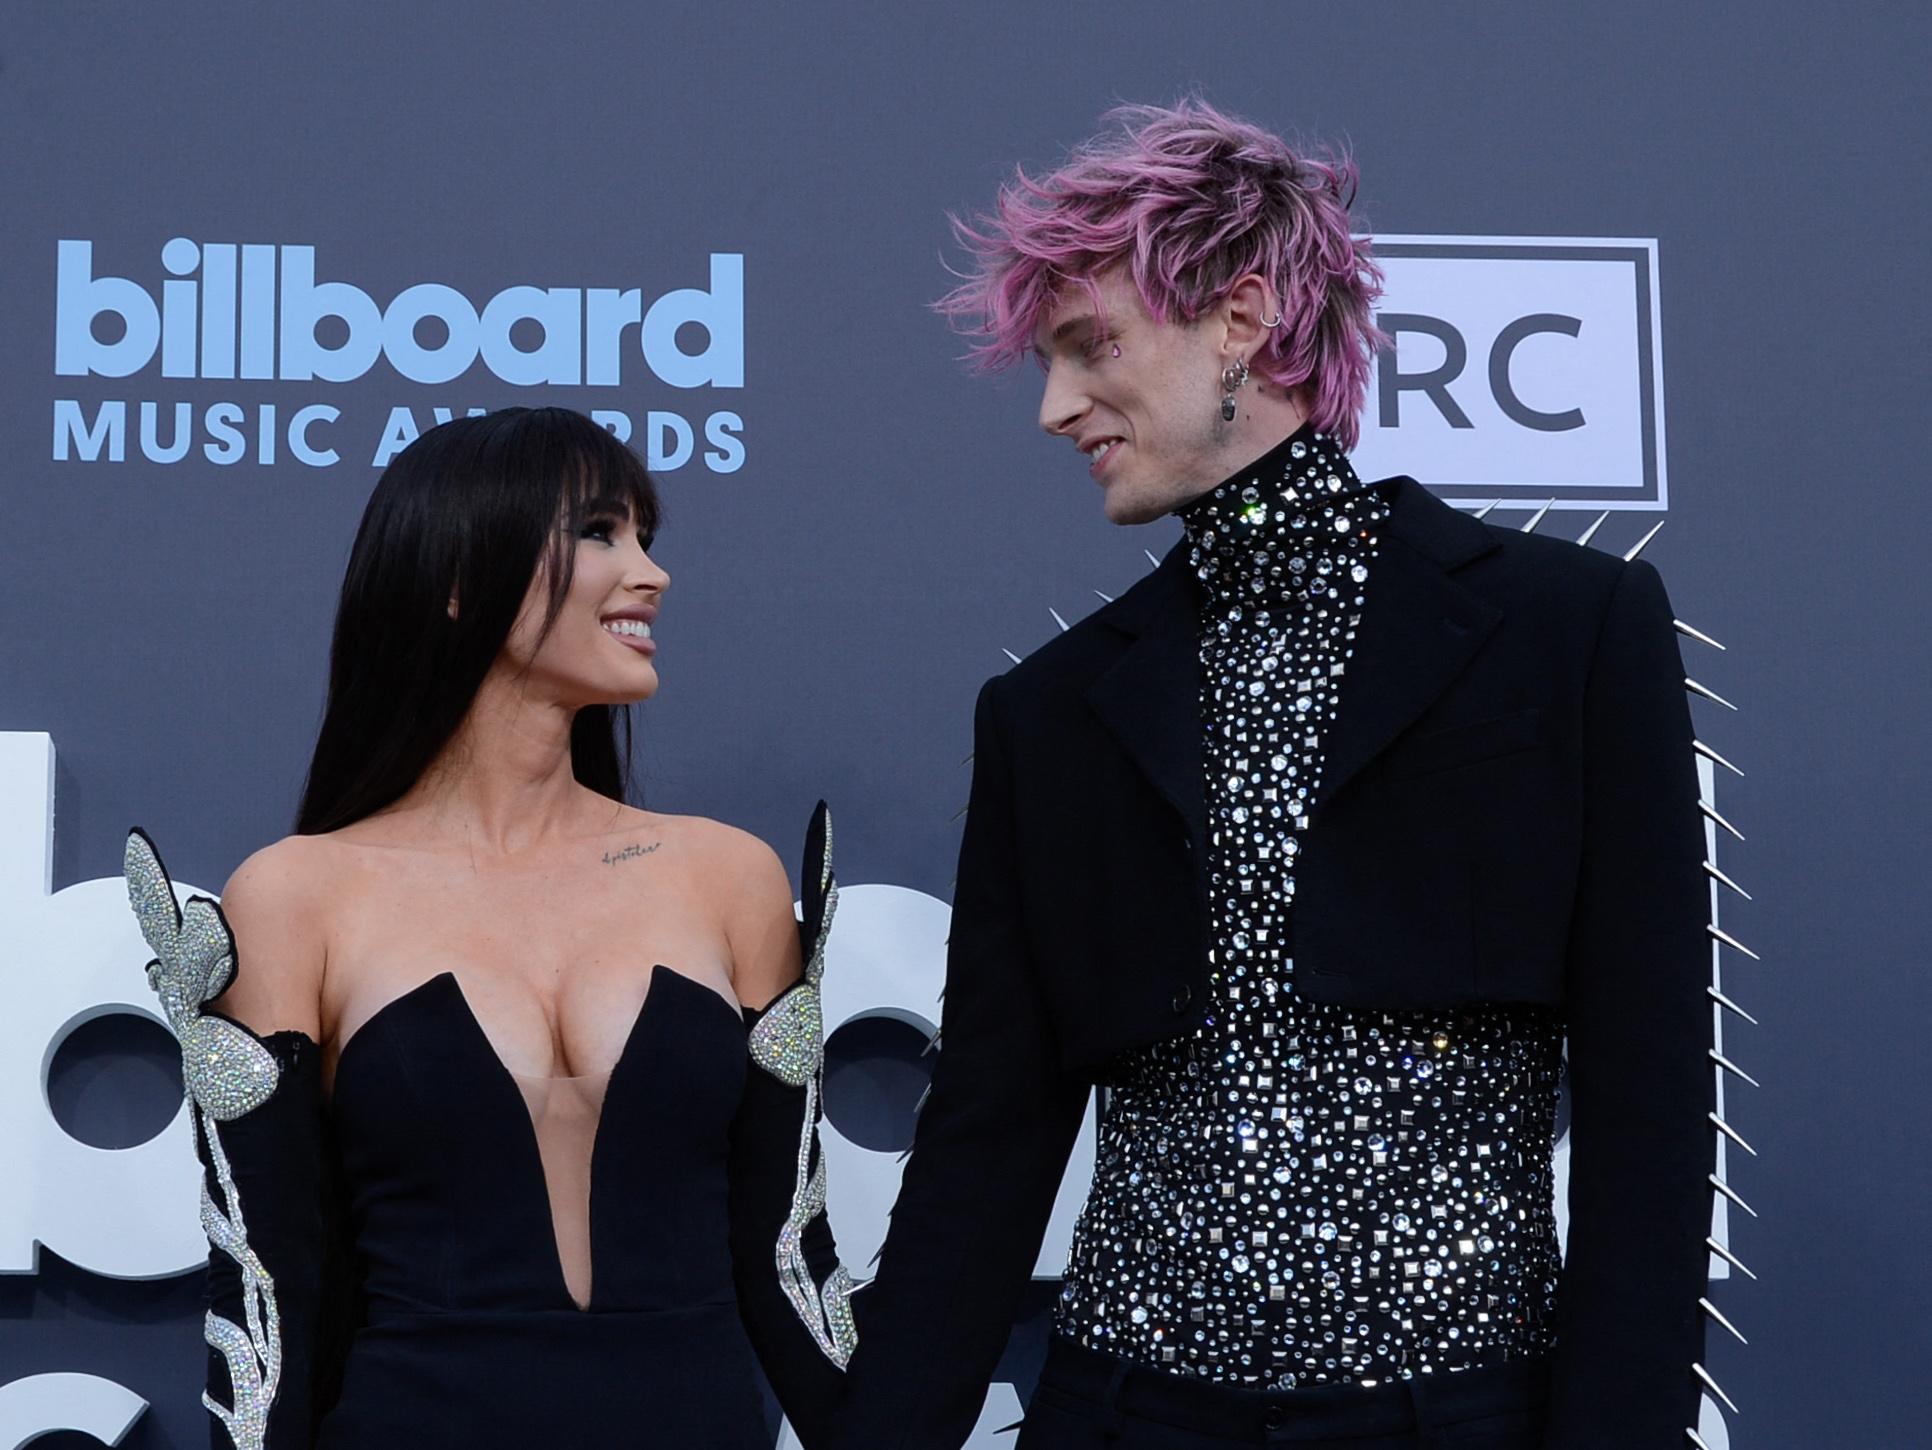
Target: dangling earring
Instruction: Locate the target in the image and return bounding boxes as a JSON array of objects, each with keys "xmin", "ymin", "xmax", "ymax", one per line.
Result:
[{"xmin": 1219, "ymin": 358, "xmax": 1250, "ymax": 422}]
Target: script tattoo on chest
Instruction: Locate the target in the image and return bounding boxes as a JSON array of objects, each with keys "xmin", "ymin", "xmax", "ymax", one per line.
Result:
[{"xmin": 600, "ymin": 841, "xmax": 662, "ymax": 867}]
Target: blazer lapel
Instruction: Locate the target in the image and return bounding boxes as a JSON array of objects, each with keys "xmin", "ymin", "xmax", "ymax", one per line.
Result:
[
  {"xmin": 1085, "ymin": 544, "xmax": 1208, "ymax": 856},
  {"xmin": 1315, "ymin": 478, "xmax": 1504, "ymax": 811},
  {"xmin": 1081, "ymin": 475, "xmax": 1504, "ymax": 844}
]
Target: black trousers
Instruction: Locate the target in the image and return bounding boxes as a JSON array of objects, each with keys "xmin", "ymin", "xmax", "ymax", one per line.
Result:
[{"xmin": 1014, "ymin": 1337, "xmax": 1550, "ymax": 1450}]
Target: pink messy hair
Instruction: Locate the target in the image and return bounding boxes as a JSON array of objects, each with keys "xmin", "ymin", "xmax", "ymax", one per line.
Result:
[{"xmin": 936, "ymin": 99, "xmax": 1386, "ymax": 449}]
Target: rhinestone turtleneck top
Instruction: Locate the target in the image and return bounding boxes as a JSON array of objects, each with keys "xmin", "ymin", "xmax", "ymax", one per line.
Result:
[{"xmin": 1053, "ymin": 425, "xmax": 1565, "ymax": 1388}]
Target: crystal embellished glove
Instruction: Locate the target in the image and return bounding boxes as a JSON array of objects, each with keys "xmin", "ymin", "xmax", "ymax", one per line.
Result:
[
  {"xmin": 727, "ymin": 801, "xmax": 858, "ymax": 1448},
  {"xmin": 125, "ymin": 830, "xmax": 351, "ymax": 1450}
]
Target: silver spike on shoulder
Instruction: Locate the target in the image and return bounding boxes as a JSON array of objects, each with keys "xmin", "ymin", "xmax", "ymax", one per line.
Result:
[
  {"xmin": 1623, "ymin": 518, "xmax": 1666, "ymax": 562},
  {"xmin": 1709, "ymin": 1050, "xmax": 1760, "ymax": 1088},
  {"xmin": 1694, "ymin": 740, "xmax": 1745, "ymax": 777},
  {"xmin": 1675, "ymin": 619, "xmax": 1726, "ymax": 650},
  {"xmin": 1001, "ymin": 648, "xmax": 1023, "ymax": 665},
  {"xmin": 1700, "ymin": 1297, "xmax": 1748, "ymax": 1346},
  {"xmin": 1706, "ymin": 1236, "xmax": 1757, "ymax": 1281},
  {"xmin": 1709, "ymin": 1112, "xmax": 1757, "ymax": 1156},
  {"xmin": 1703, "ymin": 860, "xmax": 1752, "ymax": 899},
  {"xmin": 1699, "ymin": 800, "xmax": 1746, "ymax": 843},
  {"xmin": 1687, "ymin": 1430, "xmax": 1714, "ymax": 1450},
  {"xmin": 1473, "ymin": 499, "xmax": 1502, "ymax": 520},
  {"xmin": 1709, "ymin": 1173, "xmax": 1759, "ymax": 1219},
  {"xmin": 1574, "ymin": 510, "xmax": 1610, "ymax": 548},
  {"xmin": 1049, "ymin": 607, "xmax": 1071, "ymax": 633},
  {"xmin": 1519, "ymin": 498, "xmax": 1557, "ymax": 533},
  {"xmin": 1707, "ymin": 986, "xmax": 1759, "ymax": 1027},
  {"xmin": 1691, "ymin": 1363, "xmax": 1739, "ymax": 1416},
  {"xmin": 1094, "ymin": 588, "xmax": 1115, "ymax": 604},
  {"xmin": 1685, "ymin": 677, "xmax": 1737, "ymax": 711},
  {"xmin": 1144, "ymin": 549, "xmax": 1162, "ymax": 568},
  {"xmin": 1707, "ymin": 924, "xmax": 1760, "ymax": 961}
]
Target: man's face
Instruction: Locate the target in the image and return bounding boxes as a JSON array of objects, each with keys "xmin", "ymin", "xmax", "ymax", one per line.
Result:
[{"xmin": 1032, "ymin": 267, "xmax": 1231, "ymax": 525}]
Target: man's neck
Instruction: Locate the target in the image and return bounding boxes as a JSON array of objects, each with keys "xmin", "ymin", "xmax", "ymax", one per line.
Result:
[{"xmin": 1171, "ymin": 396, "xmax": 1312, "ymax": 515}]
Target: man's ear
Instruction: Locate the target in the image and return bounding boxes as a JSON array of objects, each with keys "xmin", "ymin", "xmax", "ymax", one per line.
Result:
[{"xmin": 1220, "ymin": 272, "xmax": 1275, "ymax": 358}]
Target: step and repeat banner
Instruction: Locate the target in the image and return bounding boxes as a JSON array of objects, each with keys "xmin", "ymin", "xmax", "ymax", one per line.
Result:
[{"xmin": 3, "ymin": 4, "xmax": 1921, "ymax": 1449}]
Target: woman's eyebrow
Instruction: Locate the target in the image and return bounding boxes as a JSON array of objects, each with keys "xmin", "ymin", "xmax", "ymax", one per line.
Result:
[{"xmin": 575, "ymin": 493, "xmax": 634, "ymax": 520}]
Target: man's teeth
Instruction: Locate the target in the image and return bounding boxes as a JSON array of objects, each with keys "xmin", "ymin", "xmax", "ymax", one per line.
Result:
[
  {"xmin": 1092, "ymin": 440, "xmax": 1116, "ymax": 462},
  {"xmin": 603, "ymin": 620, "xmax": 651, "ymax": 638}
]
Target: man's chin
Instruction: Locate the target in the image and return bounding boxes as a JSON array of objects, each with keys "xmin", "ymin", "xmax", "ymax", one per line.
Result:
[{"xmin": 1101, "ymin": 484, "xmax": 1161, "ymax": 527}]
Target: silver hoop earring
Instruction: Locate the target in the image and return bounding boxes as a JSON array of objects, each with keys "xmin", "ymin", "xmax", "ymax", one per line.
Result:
[
  {"xmin": 1219, "ymin": 358, "xmax": 1250, "ymax": 422},
  {"xmin": 1261, "ymin": 310, "xmax": 1285, "ymax": 328}
]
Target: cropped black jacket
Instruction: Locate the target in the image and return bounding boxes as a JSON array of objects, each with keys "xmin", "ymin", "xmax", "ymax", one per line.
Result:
[{"xmin": 834, "ymin": 476, "xmax": 1717, "ymax": 1450}]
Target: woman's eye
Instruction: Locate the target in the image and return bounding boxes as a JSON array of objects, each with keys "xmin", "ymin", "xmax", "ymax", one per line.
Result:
[{"xmin": 580, "ymin": 519, "xmax": 619, "ymax": 543}]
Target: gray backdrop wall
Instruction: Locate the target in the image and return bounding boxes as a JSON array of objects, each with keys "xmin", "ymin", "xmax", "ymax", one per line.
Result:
[{"xmin": 2, "ymin": 3, "xmax": 1925, "ymax": 1446}]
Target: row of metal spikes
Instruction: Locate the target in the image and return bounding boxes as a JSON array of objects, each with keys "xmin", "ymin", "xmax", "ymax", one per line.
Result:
[{"xmin": 891, "ymin": 503, "xmax": 1758, "ymax": 1448}]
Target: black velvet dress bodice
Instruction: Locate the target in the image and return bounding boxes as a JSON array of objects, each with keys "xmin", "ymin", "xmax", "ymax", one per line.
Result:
[
  {"xmin": 124, "ymin": 808, "xmax": 854, "ymax": 1450},
  {"xmin": 318, "ymin": 964, "xmax": 772, "ymax": 1446}
]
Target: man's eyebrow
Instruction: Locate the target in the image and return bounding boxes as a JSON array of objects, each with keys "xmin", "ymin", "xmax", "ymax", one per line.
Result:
[
  {"xmin": 1032, "ymin": 314, "xmax": 1097, "ymax": 361},
  {"xmin": 1051, "ymin": 314, "xmax": 1096, "ymax": 344}
]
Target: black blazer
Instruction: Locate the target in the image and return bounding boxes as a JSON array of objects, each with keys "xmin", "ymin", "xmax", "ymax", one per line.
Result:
[{"xmin": 834, "ymin": 476, "xmax": 1716, "ymax": 1450}]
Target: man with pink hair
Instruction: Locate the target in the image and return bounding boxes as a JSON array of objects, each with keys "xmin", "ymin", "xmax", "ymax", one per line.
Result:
[{"xmin": 831, "ymin": 101, "xmax": 1714, "ymax": 1450}]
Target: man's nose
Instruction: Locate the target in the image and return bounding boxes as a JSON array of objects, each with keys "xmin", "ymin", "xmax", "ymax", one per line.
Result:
[{"xmin": 1038, "ymin": 365, "xmax": 1088, "ymax": 437}]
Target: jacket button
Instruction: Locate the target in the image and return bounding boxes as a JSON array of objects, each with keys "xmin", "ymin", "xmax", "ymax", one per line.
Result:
[
  {"xmin": 1263, "ymin": 1406, "xmax": 1287, "ymax": 1430},
  {"xmin": 1171, "ymin": 983, "xmax": 1193, "ymax": 1014}
]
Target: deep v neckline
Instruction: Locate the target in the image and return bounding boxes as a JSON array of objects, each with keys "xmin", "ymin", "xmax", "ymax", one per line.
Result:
[
  {"xmin": 443, "ymin": 966, "xmax": 670, "ymax": 1313},
  {"xmin": 335, "ymin": 965, "xmax": 744, "ymax": 1313}
]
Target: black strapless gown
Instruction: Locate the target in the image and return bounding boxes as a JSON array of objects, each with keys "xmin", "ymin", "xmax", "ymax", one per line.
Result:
[
  {"xmin": 318, "ymin": 966, "xmax": 771, "ymax": 1446},
  {"xmin": 123, "ymin": 808, "xmax": 854, "ymax": 1450}
]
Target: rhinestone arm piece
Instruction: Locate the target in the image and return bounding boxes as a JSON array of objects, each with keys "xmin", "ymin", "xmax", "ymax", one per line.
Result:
[
  {"xmin": 125, "ymin": 829, "xmax": 337, "ymax": 1449},
  {"xmin": 732, "ymin": 800, "xmax": 856, "ymax": 1440}
]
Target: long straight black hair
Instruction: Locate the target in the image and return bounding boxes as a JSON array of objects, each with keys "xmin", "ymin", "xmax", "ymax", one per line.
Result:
[{"xmin": 295, "ymin": 407, "xmax": 662, "ymax": 836}]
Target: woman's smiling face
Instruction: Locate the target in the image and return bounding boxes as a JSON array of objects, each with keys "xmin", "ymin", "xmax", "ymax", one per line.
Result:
[{"xmin": 499, "ymin": 497, "xmax": 671, "ymax": 707}]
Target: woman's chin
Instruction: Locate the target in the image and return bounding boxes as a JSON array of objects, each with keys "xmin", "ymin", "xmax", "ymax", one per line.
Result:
[{"xmin": 581, "ymin": 673, "xmax": 658, "ymax": 708}]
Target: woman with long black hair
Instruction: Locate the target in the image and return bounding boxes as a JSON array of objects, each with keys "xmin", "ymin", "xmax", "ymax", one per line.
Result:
[{"xmin": 123, "ymin": 407, "xmax": 854, "ymax": 1447}]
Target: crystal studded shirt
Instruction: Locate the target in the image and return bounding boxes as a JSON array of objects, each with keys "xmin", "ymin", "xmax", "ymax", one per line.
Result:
[{"xmin": 1053, "ymin": 425, "xmax": 1566, "ymax": 1388}]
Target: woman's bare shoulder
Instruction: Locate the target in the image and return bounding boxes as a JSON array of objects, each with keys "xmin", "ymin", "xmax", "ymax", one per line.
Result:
[
  {"xmin": 212, "ymin": 835, "xmax": 336, "ymax": 1039},
  {"xmin": 647, "ymin": 812, "xmax": 788, "ymax": 891},
  {"xmin": 660, "ymin": 813, "xmax": 802, "ymax": 1009}
]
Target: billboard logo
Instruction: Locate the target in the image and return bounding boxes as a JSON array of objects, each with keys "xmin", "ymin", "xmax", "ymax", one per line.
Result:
[
  {"xmin": 47, "ymin": 239, "xmax": 748, "ymax": 471},
  {"xmin": 54, "ymin": 239, "xmax": 742, "ymax": 390},
  {"xmin": 1349, "ymin": 238, "xmax": 1667, "ymax": 511}
]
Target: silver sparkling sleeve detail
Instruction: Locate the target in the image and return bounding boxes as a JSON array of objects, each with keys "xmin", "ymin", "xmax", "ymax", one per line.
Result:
[
  {"xmin": 746, "ymin": 809, "xmax": 858, "ymax": 1369},
  {"xmin": 125, "ymin": 830, "xmax": 284, "ymax": 1449}
]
